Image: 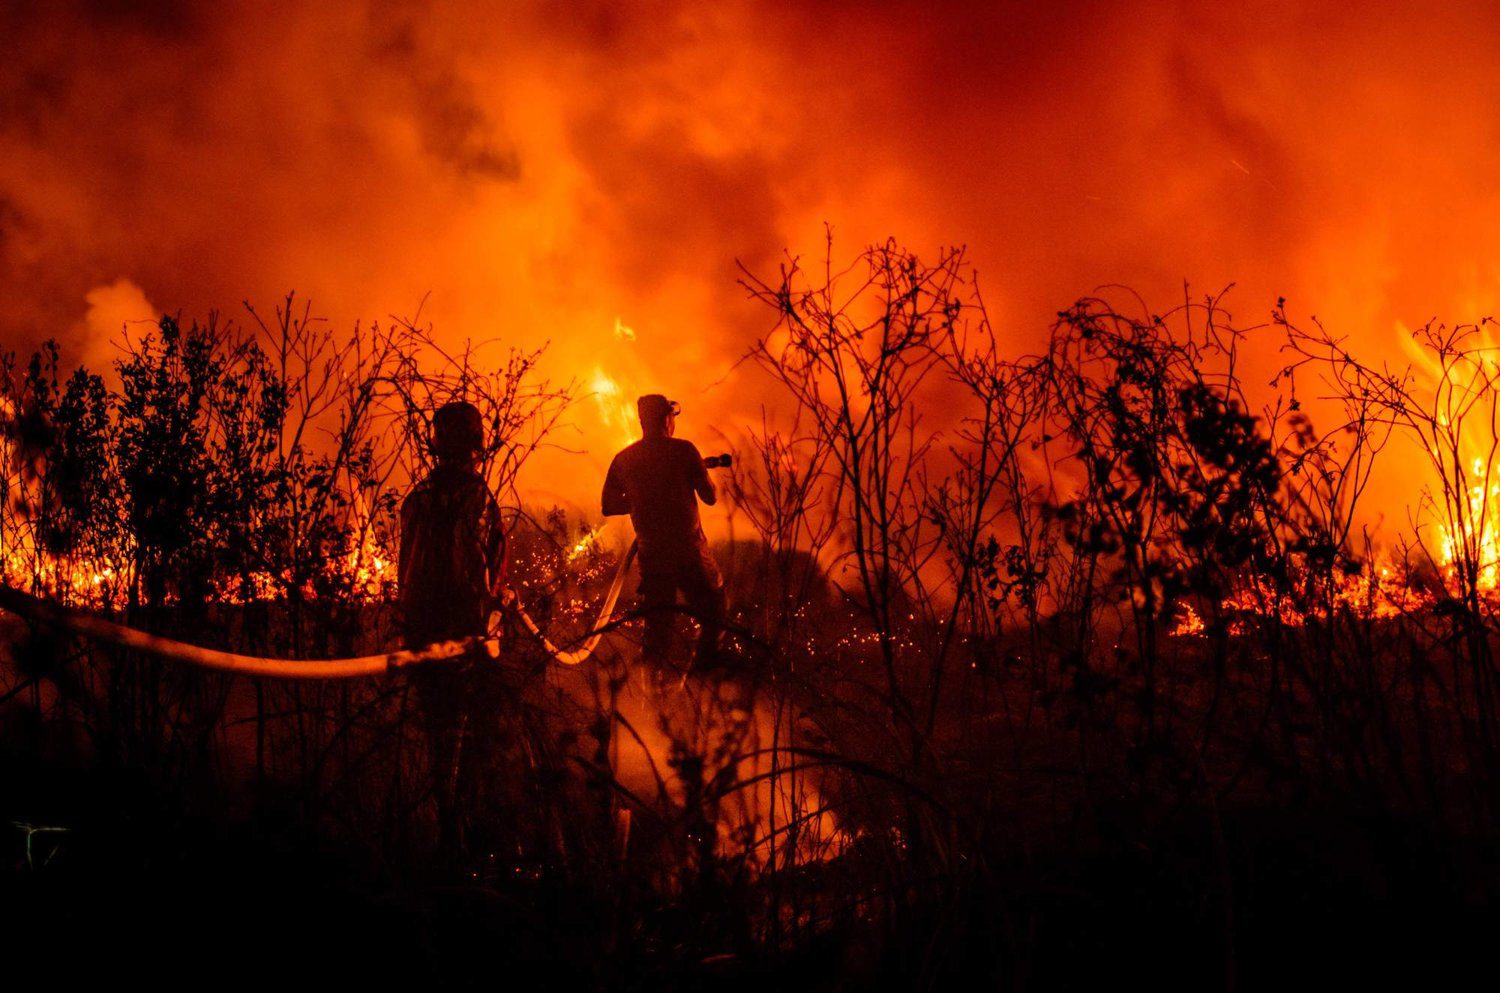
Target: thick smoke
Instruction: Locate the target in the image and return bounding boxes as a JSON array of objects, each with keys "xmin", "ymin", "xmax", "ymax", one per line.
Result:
[{"xmin": 2, "ymin": 0, "xmax": 1496, "ymax": 515}]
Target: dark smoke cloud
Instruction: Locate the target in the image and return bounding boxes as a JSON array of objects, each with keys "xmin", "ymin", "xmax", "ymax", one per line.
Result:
[{"xmin": 1, "ymin": 0, "xmax": 1497, "ymax": 513}]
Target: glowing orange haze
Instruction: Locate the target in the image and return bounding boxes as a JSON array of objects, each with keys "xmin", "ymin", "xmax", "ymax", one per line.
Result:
[{"xmin": 2, "ymin": 1, "xmax": 1497, "ymax": 525}]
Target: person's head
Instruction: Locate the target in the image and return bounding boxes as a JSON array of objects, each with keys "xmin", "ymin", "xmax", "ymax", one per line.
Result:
[
  {"xmin": 636, "ymin": 394, "xmax": 678, "ymax": 438},
  {"xmin": 430, "ymin": 401, "xmax": 484, "ymax": 463}
]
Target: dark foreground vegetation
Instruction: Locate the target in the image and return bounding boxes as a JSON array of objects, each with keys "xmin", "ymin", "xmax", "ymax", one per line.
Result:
[{"xmin": 5, "ymin": 242, "xmax": 1500, "ymax": 989}]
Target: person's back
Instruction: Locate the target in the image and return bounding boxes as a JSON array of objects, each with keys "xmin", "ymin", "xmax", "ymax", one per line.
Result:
[
  {"xmin": 400, "ymin": 462, "xmax": 502, "ymax": 645},
  {"xmin": 397, "ymin": 400, "xmax": 504, "ymax": 861},
  {"xmin": 606, "ymin": 434, "xmax": 711, "ymax": 562},
  {"xmin": 602, "ymin": 394, "xmax": 724, "ymax": 666}
]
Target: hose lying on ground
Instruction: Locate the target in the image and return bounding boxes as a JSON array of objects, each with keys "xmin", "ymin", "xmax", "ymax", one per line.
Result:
[
  {"xmin": 0, "ymin": 583, "xmax": 487, "ymax": 678},
  {"xmin": 0, "ymin": 539, "xmax": 638, "ymax": 678}
]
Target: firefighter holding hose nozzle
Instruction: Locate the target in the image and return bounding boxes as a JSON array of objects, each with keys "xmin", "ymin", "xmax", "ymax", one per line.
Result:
[{"xmin": 601, "ymin": 394, "xmax": 728, "ymax": 669}]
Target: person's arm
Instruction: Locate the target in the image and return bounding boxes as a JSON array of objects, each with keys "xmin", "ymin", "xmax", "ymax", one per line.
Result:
[
  {"xmin": 602, "ymin": 455, "xmax": 630, "ymax": 517},
  {"xmin": 688, "ymin": 443, "xmax": 717, "ymax": 506}
]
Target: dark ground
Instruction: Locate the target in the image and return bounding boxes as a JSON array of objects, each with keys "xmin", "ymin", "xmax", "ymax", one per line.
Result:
[{"xmin": 4, "ymin": 752, "xmax": 1495, "ymax": 991}]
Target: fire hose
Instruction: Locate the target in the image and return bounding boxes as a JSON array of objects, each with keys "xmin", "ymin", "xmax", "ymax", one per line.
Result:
[
  {"xmin": 0, "ymin": 454, "xmax": 727, "ymax": 679},
  {"xmin": 0, "ymin": 539, "xmax": 639, "ymax": 679},
  {"xmin": 506, "ymin": 540, "xmax": 636, "ymax": 667}
]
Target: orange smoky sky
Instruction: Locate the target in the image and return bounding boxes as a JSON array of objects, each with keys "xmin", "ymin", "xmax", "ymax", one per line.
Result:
[{"xmin": 3, "ymin": 0, "xmax": 1498, "ymax": 519}]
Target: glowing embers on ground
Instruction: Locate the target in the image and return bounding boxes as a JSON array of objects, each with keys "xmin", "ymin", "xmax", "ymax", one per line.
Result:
[
  {"xmin": 206, "ymin": 524, "xmax": 397, "ymax": 605},
  {"xmin": 1170, "ymin": 555, "xmax": 1435, "ymax": 638},
  {"xmin": 1, "ymin": 510, "xmax": 398, "ymax": 609},
  {"xmin": 1, "ymin": 541, "xmax": 127, "ymax": 610}
]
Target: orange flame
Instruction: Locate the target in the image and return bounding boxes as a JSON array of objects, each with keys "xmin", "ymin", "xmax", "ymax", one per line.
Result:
[
  {"xmin": 1398, "ymin": 319, "xmax": 1500, "ymax": 591},
  {"xmin": 590, "ymin": 368, "xmax": 638, "ymax": 450}
]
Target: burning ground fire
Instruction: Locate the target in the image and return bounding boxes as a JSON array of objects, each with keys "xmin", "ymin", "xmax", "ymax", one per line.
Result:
[
  {"xmin": 1170, "ymin": 556, "xmax": 1433, "ymax": 638},
  {"xmin": 1167, "ymin": 318, "xmax": 1500, "ymax": 636},
  {"xmin": 3, "ymin": 321, "xmax": 1498, "ymax": 633},
  {"xmin": 1440, "ymin": 457, "xmax": 1500, "ymax": 592},
  {"xmin": 1400, "ymin": 319, "xmax": 1500, "ymax": 593}
]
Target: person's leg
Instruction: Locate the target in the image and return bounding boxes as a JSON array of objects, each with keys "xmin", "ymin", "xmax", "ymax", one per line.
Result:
[
  {"xmin": 451, "ymin": 648, "xmax": 509, "ymax": 853},
  {"xmin": 683, "ymin": 567, "xmax": 727, "ymax": 667},
  {"xmin": 405, "ymin": 613, "xmax": 481, "ymax": 863},
  {"xmin": 410, "ymin": 662, "xmax": 466, "ymax": 859},
  {"xmin": 638, "ymin": 564, "xmax": 677, "ymax": 664}
]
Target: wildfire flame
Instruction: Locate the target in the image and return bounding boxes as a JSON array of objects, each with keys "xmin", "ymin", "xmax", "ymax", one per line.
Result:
[
  {"xmin": 567, "ymin": 525, "xmax": 602, "ymax": 563},
  {"xmin": 1, "ymin": 484, "xmax": 396, "ymax": 609},
  {"xmin": 591, "ymin": 368, "xmax": 639, "ymax": 449},
  {"xmin": 1398, "ymin": 319, "xmax": 1500, "ymax": 591},
  {"xmin": 1441, "ymin": 457, "xmax": 1500, "ymax": 591},
  {"xmin": 345, "ymin": 490, "xmax": 394, "ymax": 600},
  {"xmin": 1170, "ymin": 553, "xmax": 1428, "ymax": 638}
]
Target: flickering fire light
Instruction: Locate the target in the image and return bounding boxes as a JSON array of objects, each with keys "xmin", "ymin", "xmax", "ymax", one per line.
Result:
[
  {"xmin": 6, "ymin": 5, "xmax": 1500, "ymax": 983},
  {"xmin": 590, "ymin": 368, "xmax": 640, "ymax": 450}
]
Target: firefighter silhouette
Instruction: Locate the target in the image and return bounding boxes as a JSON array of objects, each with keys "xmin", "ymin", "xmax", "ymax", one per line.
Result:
[
  {"xmin": 398, "ymin": 400, "xmax": 506, "ymax": 856},
  {"xmin": 602, "ymin": 394, "xmax": 725, "ymax": 667}
]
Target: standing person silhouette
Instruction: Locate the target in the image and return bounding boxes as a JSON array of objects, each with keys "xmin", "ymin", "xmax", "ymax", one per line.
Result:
[
  {"xmin": 601, "ymin": 394, "xmax": 725, "ymax": 668},
  {"xmin": 398, "ymin": 400, "xmax": 505, "ymax": 858}
]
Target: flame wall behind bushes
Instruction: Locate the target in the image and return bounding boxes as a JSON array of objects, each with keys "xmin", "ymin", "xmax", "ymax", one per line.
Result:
[{"xmin": 0, "ymin": 304, "xmax": 570, "ymax": 613}]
